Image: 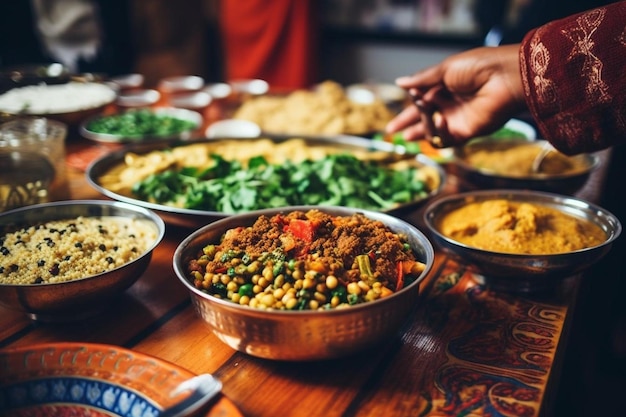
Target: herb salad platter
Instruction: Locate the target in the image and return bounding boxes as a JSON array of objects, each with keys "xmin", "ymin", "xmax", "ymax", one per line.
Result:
[{"xmin": 86, "ymin": 135, "xmax": 446, "ymax": 228}]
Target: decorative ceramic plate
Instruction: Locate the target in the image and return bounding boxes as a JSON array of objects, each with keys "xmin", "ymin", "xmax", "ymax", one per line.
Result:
[{"xmin": 0, "ymin": 342, "xmax": 241, "ymax": 417}]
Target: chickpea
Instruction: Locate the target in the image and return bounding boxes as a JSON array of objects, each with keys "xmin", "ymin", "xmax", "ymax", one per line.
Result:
[
  {"xmin": 347, "ymin": 282, "xmax": 361, "ymax": 295},
  {"xmin": 325, "ymin": 275, "xmax": 338, "ymax": 289},
  {"xmin": 260, "ymin": 293, "xmax": 275, "ymax": 307},
  {"xmin": 314, "ymin": 292, "xmax": 326, "ymax": 303},
  {"xmin": 274, "ymin": 274, "xmax": 285, "ymax": 288},
  {"xmin": 258, "ymin": 277, "xmax": 270, "ymax": 288},
  {"xmin": 262, "ymin": 266, "xmax": 274, "ymax": 281},
  {"xmin": 273, "ymin": 288, "xmax": 286, "ymax": 300},
  {"xmin": 239, "ymin": 295, "xmax": 251, "ymax": 305},
  {"xmin": 247, "ymin": 261, "xmax": 260, "ymax": 274},
  {"xmin": 285, "ymin": 298, "xmax": 298, "ymax": 310}
]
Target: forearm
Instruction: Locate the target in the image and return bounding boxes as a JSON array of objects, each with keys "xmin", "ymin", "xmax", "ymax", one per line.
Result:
[{"xmin": 519, "ymin": 2, "xmax": 626, "ymax": 154}]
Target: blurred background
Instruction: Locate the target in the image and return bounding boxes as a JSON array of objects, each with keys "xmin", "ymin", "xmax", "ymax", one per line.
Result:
[
  {"xmin": 1, "ymin": 0, "xmax": 612, "ymax": 88},
  {"xmin": 1, "ymin": 1, "xmax": 623, "ymax": 416}
]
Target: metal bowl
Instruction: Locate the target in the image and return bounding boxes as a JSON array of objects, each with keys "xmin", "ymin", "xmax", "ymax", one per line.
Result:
[
  {"xmin": 0, "ymin": 81, "xmax": 117, "ymax": 126},
  {"xmin": 80, "ymin": 107, "xmax": 203, "ymax": 144},
  {"xmin": 86, "ymin": 135, "xmax": 446, "ymax": 228},
  {"xmin": 0, "ymin": 63, "xmax": 70, "ymax": 94},
  {"xmin": 0, "ymin": 200, "xmax": 165, "ymax": 322},
  {"xmin": 423, "ymin": 190, "xmax": 621, "ymax": 292},
  {"xmin": 173, "ymin": 206, "xmax": 434, "ymax": 361},
  {"xmin": 451, "ymin": 138, "xmax": 599, "ymax": 194}
]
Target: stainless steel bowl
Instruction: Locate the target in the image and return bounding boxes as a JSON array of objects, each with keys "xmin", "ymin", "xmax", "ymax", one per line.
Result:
[
  {"xmin": 451, "ymin": 138, "xmax": 599, "ymax": 194},
  {"xmin": 173, "ymin": 206, "xmax": 434, "ymax": 361},
  {"xmin": 0, "ymin": 200, "xmax": 165, "ymax": 322},
  {"xmin": 0, "ymin": 81, "xmax": 117, "ymax": 126},
  {"xmin": 80, "ymin": 107, "xmax": 203, "ymax": 144},
  {"xmin": 86, "ymin": 135, "xmax": 446, "ymax": 228},
  {"xmin": 424, "ymin": 190, "xmax": 621, "ymax": 292}
]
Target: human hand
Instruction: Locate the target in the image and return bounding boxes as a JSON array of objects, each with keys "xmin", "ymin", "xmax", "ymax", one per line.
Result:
[{"xmin": 385, "ymin": 44, "xmax": 527, "ymax": 147}]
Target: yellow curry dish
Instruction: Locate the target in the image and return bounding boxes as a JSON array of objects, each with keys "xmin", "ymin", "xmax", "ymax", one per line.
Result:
[
  {"xmin": 459, "ymin": 140, "xmax": 590, "ymax": 177},
  {"xmin": 437, "ymin": 199, "xmax": 606, "ymax": 255}
]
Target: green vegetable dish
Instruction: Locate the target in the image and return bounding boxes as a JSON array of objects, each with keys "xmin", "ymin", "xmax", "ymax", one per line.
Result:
[
  {"xmin": 132, "ymin": 152, "xmax": 435, "ymax": 213},
  {"xmin": 86, "ymin": 109, "xmax": 198, "ymax": 138},
  {"xmin": 185, "ymin": 209, "xmax": 427, "ymax": 310}
]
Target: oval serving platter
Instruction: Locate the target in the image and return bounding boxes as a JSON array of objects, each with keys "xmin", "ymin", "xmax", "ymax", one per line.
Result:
[{"xmin": 86, "ymin": 135, "xmax": 447, "ymax": 228}]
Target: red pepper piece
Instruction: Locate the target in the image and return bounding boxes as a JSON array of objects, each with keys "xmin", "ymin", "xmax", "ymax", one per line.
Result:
[
  {"xmin": 284, "ymin": 219, "xmax": 317, "ymax": 243},
  {"xmin": 395, "ymin": 261, "xmax": 405, "ymax": 291}
]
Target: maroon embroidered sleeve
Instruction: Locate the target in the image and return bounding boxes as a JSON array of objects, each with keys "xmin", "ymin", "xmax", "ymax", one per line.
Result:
[{"xmin": 519, "ymin": 2, "xmax": 626, "ymax": 155}]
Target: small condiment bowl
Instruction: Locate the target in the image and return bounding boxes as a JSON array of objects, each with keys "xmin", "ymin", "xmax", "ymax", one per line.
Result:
[
  {"xmin": 229, "ymin": 79, "xmax": 269, "ymax": 96},
  {"xmin": 205, "ymin": 119, "xmax": 261, "ymax": 138},
  {"xmin": 109, "ymin": 73, "xmax": 145, "ymax": 90},
  {"xmin": 116, "ymin": 88, "xmax": 161, "ymax": 108},
  {"xmin": 169, "ymin": 91, "xmax": 213, "ymax": 110},
  {"xmin": 158, "ymin": 75, "xmax": 205, "ymax": 94},
  {"xmin": 451, "ymin": 138, "xmax": 599, "ymax": 194},
  {"xmin": 203, "ymin": 83, "xmax": 233, "ymax": 100},
  {"xmin": 173, "ymin": 205, "xmax": 434, "ymax": 361},
  {"xmin": 423, "ymin": 190, "xmax": 621, "ymax": 292},
  {"xmin": 0, "ymin": 200, "xmax": 165, "ymax": 321}
]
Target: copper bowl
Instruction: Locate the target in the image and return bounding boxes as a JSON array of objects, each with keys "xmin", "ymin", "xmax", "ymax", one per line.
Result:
[
  {"xmin": 0, "ymin": 200, "xmax": 165, "ymax": 322},
  {"xmin": 173, "ymin": 206, "xmax": 434, "ymax": 361},
  {"xmin": 423, "ymin": 190, "xmax": 621, "ymax": 292}
]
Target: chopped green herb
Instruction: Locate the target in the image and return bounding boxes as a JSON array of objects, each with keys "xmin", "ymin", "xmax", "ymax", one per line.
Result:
[{"xmin": 131, "ymin": 153, "xmax": 434, "ymax": 213}]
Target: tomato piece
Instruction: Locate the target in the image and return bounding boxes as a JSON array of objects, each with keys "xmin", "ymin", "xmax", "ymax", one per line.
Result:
[{"xmin": 285, "ymin": 219, "xmax": 317, "ymax": 243}]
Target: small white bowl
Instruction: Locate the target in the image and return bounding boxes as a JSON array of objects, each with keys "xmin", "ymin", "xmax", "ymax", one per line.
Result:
[
  {"xmin": 169, "ymin": 91, "xmax": 212, "ymax": 110},
  {"xmin": 205, "ymin": 119, "xmax": 261, "ymax": 139},
  {"xmin": 158, "ymin": 75, "xmax": 205, "ymax": 94},
  {"xmin": 229, "ymin": 79, "xmax": 269, "ymax": 96},
  {"xmin": 109, "ymin": 73, "xmax": 144, "ymax": 90},
  {"xmin": 203, "ymin": 83, "xmax": 232, "ymax": 100},
  {"xmin": 116, "ymin": 89, "xmax": 161, "ymax": 107}
]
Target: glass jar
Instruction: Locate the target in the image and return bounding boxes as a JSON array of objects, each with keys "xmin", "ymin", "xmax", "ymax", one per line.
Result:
[{"xmin": 0, "ymin": 117, "xmax": 67, "ymax": 212}]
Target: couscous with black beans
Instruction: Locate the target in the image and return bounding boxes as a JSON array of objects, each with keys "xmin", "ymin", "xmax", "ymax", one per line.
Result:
[{"xmin": 0, "ymin": 216, "xmax": 158, "ymax": 285}]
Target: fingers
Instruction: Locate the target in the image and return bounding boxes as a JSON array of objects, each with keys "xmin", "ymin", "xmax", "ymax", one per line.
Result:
[{"xmin": 395, "ymin": 64, "xmax": 445, "ymax": 93}]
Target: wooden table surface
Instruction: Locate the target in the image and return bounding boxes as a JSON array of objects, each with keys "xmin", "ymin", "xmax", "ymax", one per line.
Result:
[{"xmin": 0, "ymin": 100, "xmax": 612, "ymax": 417}]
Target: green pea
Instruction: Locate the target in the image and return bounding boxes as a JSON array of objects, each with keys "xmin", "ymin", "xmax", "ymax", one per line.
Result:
[{"xmin": 238, "ymin": 283, "xmax": 253, "ymax": 296}]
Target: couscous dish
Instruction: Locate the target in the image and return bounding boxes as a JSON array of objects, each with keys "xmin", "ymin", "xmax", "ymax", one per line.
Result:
[{"xmin": 0, "ymin": 216, "xmax": 158, "ymax": 285}]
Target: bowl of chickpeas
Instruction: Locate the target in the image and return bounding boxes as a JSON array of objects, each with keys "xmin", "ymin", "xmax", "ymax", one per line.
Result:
[
  {"xmin": 0, "ymin": 200, "xmax": 165, "ymax": 322},
  {"xmin": 173, "ymin": 206, "xmax": 434, "ymax": 361}
]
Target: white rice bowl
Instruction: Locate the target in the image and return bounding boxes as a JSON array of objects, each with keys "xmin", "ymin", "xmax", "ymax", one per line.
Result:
[{"xmin": 0, "ymin": 82, "xmax": 117, "ymax": 115}]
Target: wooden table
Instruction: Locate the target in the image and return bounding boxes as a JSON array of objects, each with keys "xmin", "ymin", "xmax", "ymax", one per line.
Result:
[{"xmin": 0, "ymin": 109, "xmax": 612, "ymax": 416}]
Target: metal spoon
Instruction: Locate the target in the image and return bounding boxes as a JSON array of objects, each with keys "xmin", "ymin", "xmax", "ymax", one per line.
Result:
[
  {"xmin": 531, "ymin": 142, "xmax": 555, "ymax": 174},
  {"xmin": 159, "ymin": 373, "xmax": 223, "ymax": 417}
]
